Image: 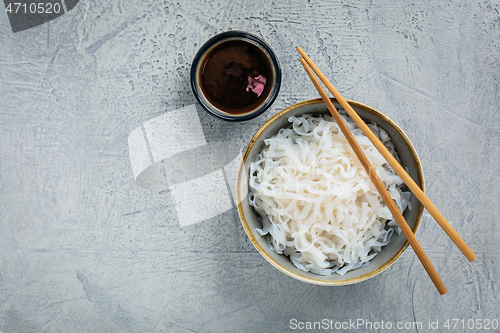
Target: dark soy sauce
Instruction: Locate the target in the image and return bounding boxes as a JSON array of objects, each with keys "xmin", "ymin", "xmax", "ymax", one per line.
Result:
[{"xmin": 199, "ymin": 40, "xmax": 273, "ymax": 114}]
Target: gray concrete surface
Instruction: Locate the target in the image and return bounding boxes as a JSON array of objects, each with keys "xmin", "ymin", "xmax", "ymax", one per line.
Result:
[{"xmin": 1, "ymin": 1, "xmax": 499, "ymax": 332}]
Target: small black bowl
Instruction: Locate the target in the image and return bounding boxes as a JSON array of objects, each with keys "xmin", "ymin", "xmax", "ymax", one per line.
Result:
[{"xmin": 190, "ymin": 31, "xmax": 281, "ymax": 121}]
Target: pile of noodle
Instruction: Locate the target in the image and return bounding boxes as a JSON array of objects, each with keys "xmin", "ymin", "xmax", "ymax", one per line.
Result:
[{"xmin": 249, "ymin": 112, "xmax": 410, "ymax": 275}]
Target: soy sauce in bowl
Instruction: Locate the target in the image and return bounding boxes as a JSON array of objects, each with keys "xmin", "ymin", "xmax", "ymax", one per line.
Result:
[
  {"xmin": 200, "ymin": 40, "xmax": 273, "ymax": 114},
  {"xmin": 191, "ymin": 31, "xmax": 281, "ymax": 121}
]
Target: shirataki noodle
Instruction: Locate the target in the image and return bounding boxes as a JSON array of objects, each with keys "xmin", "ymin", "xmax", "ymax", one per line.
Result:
[{"xmin": 248, "ymin": 112, "xmax": 410, "ymax": 275}]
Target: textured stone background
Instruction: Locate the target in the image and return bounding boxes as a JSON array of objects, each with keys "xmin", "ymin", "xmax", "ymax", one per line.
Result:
[{"xmin": 0, "ymin": 0, "xmax": 499, "ymax": 332}]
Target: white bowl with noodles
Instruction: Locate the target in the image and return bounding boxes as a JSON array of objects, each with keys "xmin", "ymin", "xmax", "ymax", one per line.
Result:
[{"xmin": 236, "ymin": 98, "xmax": 424, "ymax": 286}]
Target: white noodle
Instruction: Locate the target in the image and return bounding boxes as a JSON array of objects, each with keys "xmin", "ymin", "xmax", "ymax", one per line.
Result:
[{"xmin": 249, "ymin": 112, "xmax": 409, "ymax": 275}]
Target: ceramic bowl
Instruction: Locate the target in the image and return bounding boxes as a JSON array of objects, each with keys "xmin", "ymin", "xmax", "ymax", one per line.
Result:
[
  {"xmin": 236, "ymin": 98, "xmax": 424, "ymax": 285},
  {"xmin": 190, "ymin": 31, "xmax": 281, "ymax": 121}
]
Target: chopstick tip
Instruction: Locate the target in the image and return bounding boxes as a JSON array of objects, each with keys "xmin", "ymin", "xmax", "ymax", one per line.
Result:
[{"xmin": 299, "ymin": 57, "xmax": 309, "ymax": 70}]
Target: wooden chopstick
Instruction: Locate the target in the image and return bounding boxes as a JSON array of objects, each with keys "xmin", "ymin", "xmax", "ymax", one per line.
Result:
[
  {"xmin": 298, "ymin": 47, "xmax": 476, "ymax": 263},
  {"xmin": 299, "ymin": 57, "xmax": 447, "ymax": 295}
]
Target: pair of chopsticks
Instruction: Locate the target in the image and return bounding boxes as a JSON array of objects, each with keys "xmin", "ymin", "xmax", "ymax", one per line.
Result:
[{"xmin": 297, "ymin": 47, "xmax": 476, "ymax": 295}]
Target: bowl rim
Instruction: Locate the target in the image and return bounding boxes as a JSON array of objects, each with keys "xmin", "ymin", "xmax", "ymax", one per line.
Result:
[
  {"xmin": 236, "ymin": 97, "xmax": 425, "ymax": 286},
  {"xmin": 190, "ymin": 30, "xmax": 282, "ymax": 121}
]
